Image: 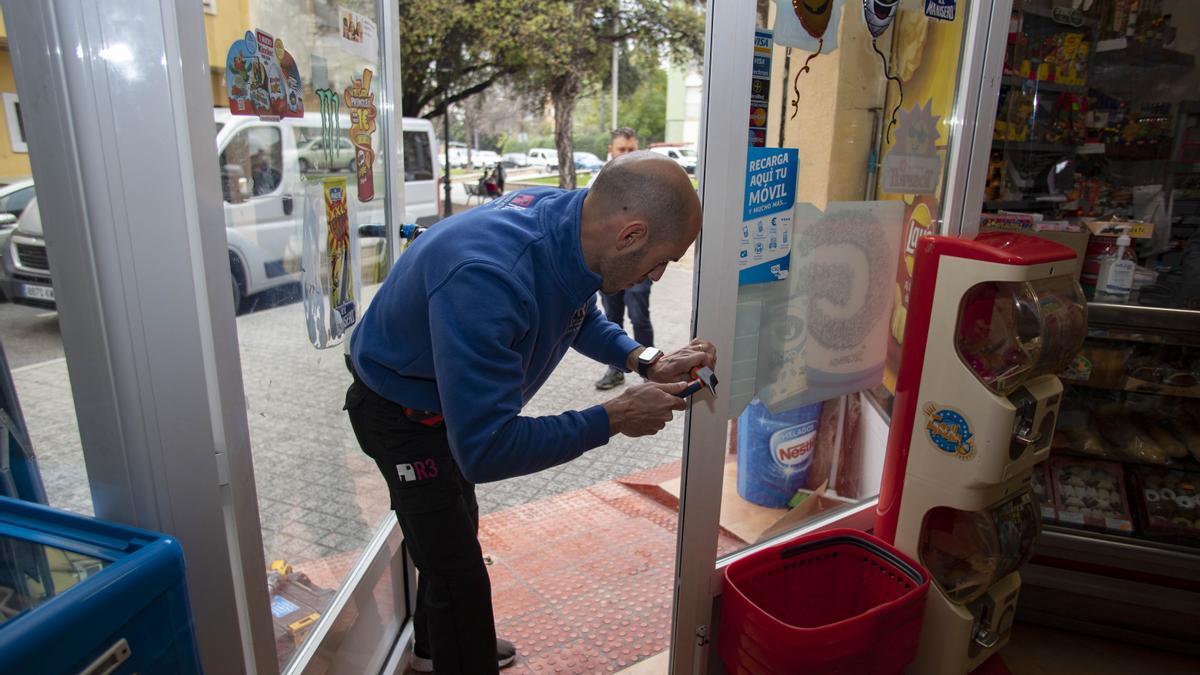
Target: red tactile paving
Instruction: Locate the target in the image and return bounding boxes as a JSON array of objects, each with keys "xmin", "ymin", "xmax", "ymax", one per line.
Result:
[{"xmin": 350, "ymin": 461, "xmax": 747, "ymax": 674}]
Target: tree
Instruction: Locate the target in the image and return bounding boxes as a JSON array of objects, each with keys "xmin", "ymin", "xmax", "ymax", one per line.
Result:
[
  {"xmin": 505, "ymin": 1, "xmax": 704, "ymax": 188},
  {"xmin": 399, "ymin": 1, "xmax": 533, "ymax": 119},
  {"xmin": 621, "ymin": 58, "xmax": 668, "ymax": 144}
]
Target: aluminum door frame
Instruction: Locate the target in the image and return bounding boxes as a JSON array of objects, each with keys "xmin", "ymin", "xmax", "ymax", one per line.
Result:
[
  {"xmin": 2, "ymin": 0, "xmax": 274, "ymax": 671},
  {"xmin": 2, "ymin": 0, "xmax": 413, "ymax": 672},
  {"xmin": 672, "ymin": 2, "xmax": 1006, "ymax": 672}
]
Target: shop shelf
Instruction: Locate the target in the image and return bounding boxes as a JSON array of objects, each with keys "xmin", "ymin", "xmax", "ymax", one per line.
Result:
[
  {"xmin": 1172, "ymin": 161, "xmax": 1200, "ymax": 173},
  {"xmin": 1092, "ymin": 40, "xmax": 1195, "ymax": 73},
  {"xmin": 992, "ymin": 141, "xmax": 1078, "ymax": 153},
  {"xmin": 1065, "ymin": 376, "xmax": 1200, "ymax": 400},
  {"xmin": 983, "ymin": 199, "xmax": 1059, "ymax": 211},
  {"xmin": 1018, "ymin": 4, "xmax": 1099, "ymax": 29},
  {"xmin": 1036, "ymin": 524, "xmax": 1200, "ymax": 569},
  {"xmin": 1086, "ymin": 302, "xmax": 1200, "ymax": 338},
  {"xmin": 1000, "ymin": 75, "xmax": 1087, "ymax": 94}
]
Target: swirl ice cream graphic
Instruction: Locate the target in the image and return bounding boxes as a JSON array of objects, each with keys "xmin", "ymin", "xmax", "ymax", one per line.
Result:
[{"xmin": 758, "ymin": 201, "xmax": 903, "ymax": 412}]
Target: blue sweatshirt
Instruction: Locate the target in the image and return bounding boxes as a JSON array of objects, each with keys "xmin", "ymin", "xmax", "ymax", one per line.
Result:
[{"xmin": 350, "ymin": 188, "xmax": 640, "ymax": 483}]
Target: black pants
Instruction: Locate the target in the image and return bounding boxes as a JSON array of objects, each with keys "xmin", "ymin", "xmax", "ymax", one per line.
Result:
[
  {"xmin": 344, "ymin": 378, "xmax": 499, "ymax": 675},
  {"xmin": 601, "ymin": 278, "xmax": 653, "ymax": 350}
]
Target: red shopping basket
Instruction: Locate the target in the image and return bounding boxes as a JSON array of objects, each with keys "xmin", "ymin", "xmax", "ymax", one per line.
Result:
[{"xmin": 718, "ymin": 528, "xmax": 930, "ymax": 675}]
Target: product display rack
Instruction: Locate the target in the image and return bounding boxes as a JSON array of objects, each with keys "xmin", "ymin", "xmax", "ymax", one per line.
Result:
[
  {"xmin": 1020, "ymin": 299, "xmax": 1200, "ymax": 654},
  {"xmin": 987, "ymin": 1, "xmax": 1195, "ymax": 233}
]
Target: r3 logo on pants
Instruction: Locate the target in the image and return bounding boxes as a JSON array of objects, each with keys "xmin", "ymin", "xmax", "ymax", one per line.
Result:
[{"xmin": 397, "ymin": 459, "xmax": 439, "ymax": 483}]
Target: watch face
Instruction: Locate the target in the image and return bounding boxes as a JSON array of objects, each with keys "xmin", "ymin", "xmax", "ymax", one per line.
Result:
[{"xmin": 639, "ymin": 348, "xmax": 662, "ymax": 364}]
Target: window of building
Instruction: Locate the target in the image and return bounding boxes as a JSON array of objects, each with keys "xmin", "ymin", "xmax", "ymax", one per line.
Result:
[{"xmin": 3, "ymin": 93, "xmax": 27, "ymax": 153}]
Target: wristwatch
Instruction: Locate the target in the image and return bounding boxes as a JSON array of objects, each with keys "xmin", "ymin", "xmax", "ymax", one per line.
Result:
[{"xmin": 636, "ymin": 347, "xmax": 663, "ymax": 378}]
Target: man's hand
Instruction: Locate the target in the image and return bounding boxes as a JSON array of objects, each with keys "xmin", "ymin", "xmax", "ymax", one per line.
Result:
[
  {"xmin": 603, "ymin": 382, "xmax": 690, "ymax": 437},
  {"xmin": 647, "ymin": 338, "xmax": 717, "ymax": 384}
]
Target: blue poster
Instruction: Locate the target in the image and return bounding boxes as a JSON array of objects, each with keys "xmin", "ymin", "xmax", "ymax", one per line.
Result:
[{"xmin": 739, "ymin": 147, "xmax": 798, "ymax": 285}]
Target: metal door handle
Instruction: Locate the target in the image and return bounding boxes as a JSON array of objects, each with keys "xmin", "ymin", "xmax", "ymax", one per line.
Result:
[{"xmin": 282, "ymin": 194, "xmax": 294, "ymax": 215}]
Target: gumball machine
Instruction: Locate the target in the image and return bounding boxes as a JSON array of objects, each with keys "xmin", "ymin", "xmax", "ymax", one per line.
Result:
[{"xmin": 876, "ymin": 232, "xmax": 1087, "ymax": 674}]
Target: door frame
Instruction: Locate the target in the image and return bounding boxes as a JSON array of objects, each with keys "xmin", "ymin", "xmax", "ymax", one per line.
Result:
[
  {"xmin": 2, "ymin": 0, "xmax": 413, "ymax": 672},
  {"xmin": 670, "ymin": 1, "xmax": 1006, "ymax": 672}
]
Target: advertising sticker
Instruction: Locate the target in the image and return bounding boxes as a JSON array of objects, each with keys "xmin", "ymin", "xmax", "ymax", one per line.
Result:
[{"xmin": 739, "ymin": 147, "xmax": 798, "ymax": 285}]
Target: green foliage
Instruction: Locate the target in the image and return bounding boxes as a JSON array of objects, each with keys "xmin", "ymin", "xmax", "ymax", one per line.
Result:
[
  {"xmin": 401, "ymin": 1, "xmax": 704, "ymax": 187},
  {"xmin": 621, "ymin": 66, "xmax": 668, "ymax": 144}
]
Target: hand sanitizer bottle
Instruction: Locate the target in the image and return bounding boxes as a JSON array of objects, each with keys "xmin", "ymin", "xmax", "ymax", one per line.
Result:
[{"xmin": 1095, "ymin": 233, "xmax": 1135, "ymax": 303}]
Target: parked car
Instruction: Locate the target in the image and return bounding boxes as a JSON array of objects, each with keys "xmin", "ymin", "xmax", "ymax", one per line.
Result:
[
  {"xmin": 296, "ymin": 136, "xmax": 356, "ymax": 173},
  {"xmin": 445, "ymin": 146, "xmax": 469, "ymax": 168},
  {"xmin": 501, "ymin": 152, "xmax": 529, "ymax": 168},
  {"xmin": 0, "ymin": 179, "xmax": 37, "ymax": 302},
  {"xmin": 0, "ymin": 113, "xmax": 442, "ymax": 311},
  {"xmin": 471, "ymin": 150, "xmax": 501, "ymax": 169},
  {"xmin": 650, "ymin": 145, "xmax": 697, "ymax": 174},
  {"xmin": 573, "ymin": 152, "xmax": 604, "ymax": 172},
  {"xmin": 527, "ymin": 148, "xmax": 559, "ymax": 172}
]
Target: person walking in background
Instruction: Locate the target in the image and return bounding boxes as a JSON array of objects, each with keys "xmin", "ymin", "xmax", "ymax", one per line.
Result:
[{"xmin": 591, "ymin": 127, "xmax": 655, "ymax": 390}]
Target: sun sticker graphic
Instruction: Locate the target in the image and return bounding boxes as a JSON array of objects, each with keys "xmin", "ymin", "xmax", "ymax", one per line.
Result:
[{"xmin": 895, "ymin": 99, "xmax": 941, "ymax": 156}]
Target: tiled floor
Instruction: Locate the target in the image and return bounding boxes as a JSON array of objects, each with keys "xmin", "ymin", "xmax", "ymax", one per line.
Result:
[{"xmin": 395, "ymin": 462, "xmax": 742, "ymax": 674}]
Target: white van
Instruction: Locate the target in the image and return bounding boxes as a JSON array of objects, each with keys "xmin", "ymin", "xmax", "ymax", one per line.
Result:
[
  {"xmin": 216, "ymin": 109, "xmax": 439, "ymax": 307},
  {"xmin": 526, "ymin": 148, "xmax": 559, "ymax": 172},
  {"xmin": 1, "ymin": 111, "xmax": 440, "ymax": 310}
]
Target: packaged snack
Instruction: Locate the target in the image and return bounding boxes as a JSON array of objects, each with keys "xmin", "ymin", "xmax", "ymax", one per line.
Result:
[
  {"xmin": 1049, "ymin": 458, "xmax": 1134, "ymax": 533},
  {"xmin": 1131, "ymin": 467, "xmax": 1200, "ymax": 540},
  {"xmin": 1142, "ymin": 413, "xmax": 1189, "ymax": 460},
  {"xmin": 1173, "ymin": 406, "xmax": 1200, "ymax": 463},
  {"xmin": 1094, "ymin": 407, "xmax": 1168, "ymax": 464},
  {"xmin": 1030, "ymin": 462, "xmax": 1056, "ymax": 522}
]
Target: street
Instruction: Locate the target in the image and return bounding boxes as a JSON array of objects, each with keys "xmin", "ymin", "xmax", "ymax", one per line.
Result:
[{"xmin": 3, "ymin": 257, "xmax": 695, "ymax": 567}]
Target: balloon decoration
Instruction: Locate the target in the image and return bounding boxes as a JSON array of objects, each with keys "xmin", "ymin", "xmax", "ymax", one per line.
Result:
[
  {"xmin": 780, "ymin": 0, "xmax": 842, "ymax": 119},
  {"xmin": 862, "ymin": 0, "xmax": 904, "ymax": 142}
]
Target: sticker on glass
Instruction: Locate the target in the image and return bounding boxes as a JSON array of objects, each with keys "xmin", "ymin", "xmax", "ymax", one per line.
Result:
[
  {"xmin": 739, "ymin": 147, "xmax": 798, "ymax": 285},
  {"xmin": 343, "ymin": 68, "xmax": 377, "ymax": 203},
  {"xmin": 774, "ymin": 0, "xmax": 845, "ymax": 119},
  {"xmin": 861, "ymin": 0, "xmax": 904, "ymax": 142},
  {"xmin": 881, "ymin": 98, "xmax": 942, "ymax": 195},
  {"xmin": 756, "ymin": 200, "xmax": 903, "ymax": 411},
  {"xmin": 302, "ymin": 177, "xmax": 360, "ymax": 349},
  {"xmin": 225, "ymin": 29, "xmax": 303, "ymax": 118},
  {"xmin": 338, "ymin": 6, "xmax": 380, "ymax": 63},
  {"xmin": 924, "ymin": 0, "xmax": 956, "ymax": 21}
]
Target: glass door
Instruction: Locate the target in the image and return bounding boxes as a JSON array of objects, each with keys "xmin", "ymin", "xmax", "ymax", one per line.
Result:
[
  {"xmin": 203, "ymin": 0, "xmax": 411, "ymax": 671},
  {"xmin": 673, "ymin": 0, "xmax": 1002, "ymax": 670}
]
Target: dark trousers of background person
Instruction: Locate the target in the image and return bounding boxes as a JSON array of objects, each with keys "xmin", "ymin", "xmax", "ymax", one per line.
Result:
[
  {"xmin": 601, "ymin": 278, "xmax": 653, "ymax": 348},
  {"xmin": 344, "ymin": 377, "xmax": 499, "ymax": 675}
]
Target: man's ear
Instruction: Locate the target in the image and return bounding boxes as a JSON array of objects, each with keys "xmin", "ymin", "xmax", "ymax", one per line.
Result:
[{"xmin": 614, "ymin": 220, "xmax": 648, "ymax": 252}]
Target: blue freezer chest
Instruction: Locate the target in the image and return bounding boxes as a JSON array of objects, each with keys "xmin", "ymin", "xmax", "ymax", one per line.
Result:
[{"xmin": 0, "ymin": 496, "xmax": 202, "ymax": 675}]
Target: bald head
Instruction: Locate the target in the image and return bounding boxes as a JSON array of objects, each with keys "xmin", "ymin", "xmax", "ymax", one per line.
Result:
[
  {"xmin": 581, "ymin": 150, "xmax": 701, "ymax": 293},
  {"xmin": 587, "ymin": 150, "xmax": 700, "ymax": 245}
]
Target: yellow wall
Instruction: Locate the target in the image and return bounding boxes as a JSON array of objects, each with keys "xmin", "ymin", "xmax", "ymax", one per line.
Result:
[
  {"xmin": 0, "ymin": 4, "xmax": 248, "ymax": 182},
  {"xmin": 0, "ymin": 48, "xmax": 32, "ymax": 183},
  {"xmin": 205, "ymin": 0, "xmax": 251, "ymax": 108},
  {"xmin": 766, "ymin": 1, "xmax": 887, "ymax": 211}
]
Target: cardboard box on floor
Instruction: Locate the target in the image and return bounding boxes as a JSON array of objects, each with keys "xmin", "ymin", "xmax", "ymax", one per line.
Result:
[
  {"xmin": 980, "ymin": 213, "xmax": 1090, "ymax": 276},
  {"xmin": 659, "ymin": 460, "xmax": 856, "ymax": 545}
]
